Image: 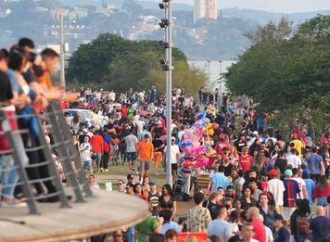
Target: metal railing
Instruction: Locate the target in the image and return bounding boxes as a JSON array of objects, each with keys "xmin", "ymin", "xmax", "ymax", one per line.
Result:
[{"xmin": 0, "ymin": 101, "xmax": 93, "ymax": 214}]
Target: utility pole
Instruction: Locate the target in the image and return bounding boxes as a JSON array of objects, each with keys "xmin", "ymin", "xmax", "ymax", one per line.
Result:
[
  {"xmin": 60, "ymin": 15, "xmax": 66, "ymax": 87},
  {"xmin": 165, "ymin": 0, "xmax": 173, "ymax": 187},
  {"xmin": 159, "ymin": 0, "xmax": 173, "ymax": 187}
]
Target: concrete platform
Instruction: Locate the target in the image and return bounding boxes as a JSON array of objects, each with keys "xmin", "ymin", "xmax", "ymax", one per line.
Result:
[{"xmin": 0, "ymin": 190, "xmax": 148, "ymax": 242}]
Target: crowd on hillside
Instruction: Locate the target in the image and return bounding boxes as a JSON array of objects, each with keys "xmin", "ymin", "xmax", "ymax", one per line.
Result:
[{"xmin": 0, "ymin": 38, "xmax": 330, "ymax": 242}]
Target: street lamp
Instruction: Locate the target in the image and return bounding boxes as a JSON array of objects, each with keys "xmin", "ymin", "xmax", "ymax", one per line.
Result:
[{"xmin": 158, "ymin": 0, "xmax": 173, "ymax": 187}]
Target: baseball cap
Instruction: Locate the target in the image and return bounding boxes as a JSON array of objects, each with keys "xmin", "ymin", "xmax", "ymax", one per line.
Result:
[
  {"xmin": 149, "ymin": 182, "xmax": 155, "ymax": 186},
  {"xmin": 285, "ymin": 169, "xmax": 293, "ymax": 177},
  {"xmin": 268, "ymin": 169, "xmax": 277, "ymax": 178}
]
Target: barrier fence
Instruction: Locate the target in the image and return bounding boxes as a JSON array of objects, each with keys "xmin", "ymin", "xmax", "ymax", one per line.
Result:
[{"xmin": 0, "ymin": 101, "xmax": 93, "ymax": 215}]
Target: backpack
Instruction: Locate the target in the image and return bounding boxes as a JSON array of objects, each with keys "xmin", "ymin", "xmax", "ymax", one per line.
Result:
[{"xmin": 297, "ymin": 215, "xmax": 310, "ymax": 234}]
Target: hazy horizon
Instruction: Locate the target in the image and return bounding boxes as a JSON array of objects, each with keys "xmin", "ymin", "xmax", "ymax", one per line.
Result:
[{"xmin": 147, "ymin": 0, "xmax": 330, "ymax": 13}]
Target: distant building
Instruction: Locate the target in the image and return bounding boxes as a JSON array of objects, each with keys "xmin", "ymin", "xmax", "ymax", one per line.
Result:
[
  {"xmin": 194, "ymin": 0, "xmax": 217, "ymax": 23},
  {"xmin": 188, "ymin": 60, "xmax": 236, "ymax": 92}
]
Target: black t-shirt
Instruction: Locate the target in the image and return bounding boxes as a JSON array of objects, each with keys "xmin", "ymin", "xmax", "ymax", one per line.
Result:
[
  {"xmin": 274, "ymin": 158, "xmax": 287, "ymax": 174},
  {"xmin": 0, "ymin": 71, "xmax": 13, "ymax": 102},
  {"xmin": 153, "ymin": 139, "xmax": 164, "ymax": 152},
  {"xmin": 224, "ymin": 163, "xmax": 233, "ymax": 177},
  {"xmin": 23, "ymin": 70, "xmax": 37, "ymax": 84},
  {"xmin": 159, "ymin": 195, "xmax": 175, "ymax": 209}
]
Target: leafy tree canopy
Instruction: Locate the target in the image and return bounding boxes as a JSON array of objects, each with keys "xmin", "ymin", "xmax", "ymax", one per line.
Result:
[
  {"xmin": 67, "ymin": 33, "xmax": 204, "ymax": 94},
  {"xmin": 225, "ymin": 15, "xmax": 330, "ymax": 134}
]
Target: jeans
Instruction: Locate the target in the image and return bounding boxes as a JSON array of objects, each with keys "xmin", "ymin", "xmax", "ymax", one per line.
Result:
[
  {"xmin": 126, "ymin": 226, "xmax": 135, "ymax": 242},
  {"xmin": 317, "ymin": 196, "xmax": 328, "ymax": 206},
  {"xmin": 0, "ymin": 155, "xmax": 18, "ymax": 198}
]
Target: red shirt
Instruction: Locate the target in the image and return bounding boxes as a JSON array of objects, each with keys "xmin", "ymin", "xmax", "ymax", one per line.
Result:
[
  {"xmin": 121, "ymin": 105, "xmax": 127, "ymax": 118},
  {"xmin": 103, "ymin": 141, "xmax": 110, "ymax": 153},
  {"xmin": 252, "ymin": 218, "xmax": 266, "ymax": 242},
  {"xmin": 215, "ymin": 141, "xmax": 231, "ymax": 154},
  {"xmin": 90, "ymin": 134, "xmax": 104, "ymax": 153},
  {"xmin": 314, "ymin": 184, "xmax": 330, "ymax": 199},
  {"xmin": 239, "ymin": 154, "xmax": 253, "ymax": 172}
]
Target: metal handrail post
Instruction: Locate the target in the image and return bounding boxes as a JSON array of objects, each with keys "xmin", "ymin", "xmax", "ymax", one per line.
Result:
[
  {"xmin": 52, "ymin": 102, "xmax": 93, "ymax": 197},
  {"xmin": 37, "ymin": 116, "xmax": 71, "ymax": 208},
  {"xmin": 0, "ymin": 111, "xmax": 39, "ymax": 214},
  {"xmin": 47, "ymin": 103, "xmax": 85, "ymax": 203}
]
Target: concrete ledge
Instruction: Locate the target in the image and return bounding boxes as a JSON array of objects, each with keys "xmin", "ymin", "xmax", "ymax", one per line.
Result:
[{"xmin": 0, "ymin": 190, "xmax": 148, "ymax": 242}]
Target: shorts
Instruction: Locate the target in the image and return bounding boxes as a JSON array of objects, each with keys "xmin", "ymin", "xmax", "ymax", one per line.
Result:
[
  {"xmin": 140, "ymin": 161, "xmax": 150, "ymax": 170},
  {"xmin": 92, "ymin": 153, "xmax": 102, "ymax": 162},
  {"xmin": 126, "ymin": 152, "xmax": 136, "ymax": 161},
  {"xmin": 83, "ymin": 160, "xmax": 92, "ymax": 169},
  {"xmin": 171, "ymin": 163, "xmax": 178, "ymax": 172}
]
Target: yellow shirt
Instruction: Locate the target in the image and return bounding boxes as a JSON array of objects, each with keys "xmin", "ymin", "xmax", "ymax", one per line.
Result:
[{"xmin": 291, "ymin": 139, "xmax": 304, "ymax": 157}]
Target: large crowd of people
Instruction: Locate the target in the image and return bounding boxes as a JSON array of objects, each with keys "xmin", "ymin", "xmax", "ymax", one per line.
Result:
[
  {"xmin": 0, "ymin": 38, "xmax": 330, "ymax": 242},
  {"xmin": 73, "ymin": 81, "xmax": 329, "ymax": 242}
]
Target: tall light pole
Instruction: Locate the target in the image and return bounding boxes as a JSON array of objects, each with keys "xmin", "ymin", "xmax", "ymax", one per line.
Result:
[
  {"xmin": 159, "ymin": 0, "xmax": 173, "ymax": 187},
  {"xmin": 166, "ymin": 0, "xmax": 173, "ymax": 187},
  {"xmin": 60, "ymin": 15, "xmax": 66, "ymax": 87}
]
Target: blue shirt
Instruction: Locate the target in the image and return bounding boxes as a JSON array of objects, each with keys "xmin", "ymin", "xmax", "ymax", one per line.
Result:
[
  {"xmin": 160, "ymin": 221, "xmax": 180, "ymax": 234},
  {"xmin": 208, "ymin": 219, "xmax": 232, "ymax": 242},
  {"xmin": 307, "ymin": 154, "xmax": 323, "ymax": 174},
  {"xmin": 310, "ymin": 216, "xmax": 330, "ymax": 242},
  {"xmin": 303, "ymin": 178, "xmax": 315, "ymax": 205},
  {"xmin": 6, "ymin": 69, "xmax": 20, "ymax": 93},
  {"xmin": 274, "ymin": 226, "xmax": 290, "ymax": 242},
  {"xmin": 211, "ymin": 172, "xmax": 228, "ymax": 192}
]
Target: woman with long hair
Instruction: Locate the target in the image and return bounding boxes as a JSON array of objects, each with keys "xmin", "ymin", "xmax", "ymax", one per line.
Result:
[
  {"xmin": 240, "ymin": 186, "xmax": 257, "ymax": 210},
  {"xmin": 290, "ymin": 199, "xmax": 311, "ymax": 242},
  {"xmin": 159, "ymin": 184, "xmax": 177, "ymax": 217},
  {"xmin": 313, "ymin": 175, "xmax": 330, "ymax": 206},
  {"xmin": 257, "ymin": 192, "xmax": 277, "ymax": 232}
]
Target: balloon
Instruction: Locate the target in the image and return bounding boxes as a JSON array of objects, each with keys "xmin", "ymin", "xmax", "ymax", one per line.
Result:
[
  {"xmin": 192, "ymin": 145, "xmax": 209, "ymax": 156},
  {"xmin": 180, "ymin": 140, "xmax": 192, "ymax": 149},
  {"xmin": 207, "ymin": 128, "xmax": 214, "ymax": 136},
  {"xmin": 207, "ymin": 149, "xmax": 217, "ymax": 156},
  {"xmin": 212, "ymin": 123, "xmax": 219, "ymax": 130},
  {"xmin": 194, "ymin": 118, "xmax": 210, "ymax": 127},
  {"xmin": 182, "ymin": 160, "xmax": 193, "ymax": 168},
  {"xmin": 196, "ymin": 111, "xmax": 206, "ymax": 120},
  {"xmin": 194, "ymin": 155, "xmax": 209, "ymax": 168}
]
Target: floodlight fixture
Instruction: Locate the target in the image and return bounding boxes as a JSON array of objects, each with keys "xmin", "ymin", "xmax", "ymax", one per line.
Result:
[
  {"xmin": 159, "ymin": 3, "xmax": 165, "ymax": 9},
  {"xmin": 159, "ymin": 18, "xmax": 169, "ymax": 28}
]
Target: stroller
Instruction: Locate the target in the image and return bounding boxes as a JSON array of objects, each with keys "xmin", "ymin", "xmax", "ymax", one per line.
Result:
[{"xmin": 173, "ymin": 167, "xmax": 192, "ymax": 201}]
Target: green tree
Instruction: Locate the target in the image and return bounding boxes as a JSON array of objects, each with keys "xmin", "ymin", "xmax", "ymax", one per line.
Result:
[
  {"xmin": 67, "ymin": 33, "xmax": 206, "ymax": 94},
  {"xmin": 225, "ymin": 16, "xmax": 330, "ymax": 135}
]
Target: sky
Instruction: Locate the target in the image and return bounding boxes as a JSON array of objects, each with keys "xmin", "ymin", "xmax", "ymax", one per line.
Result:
[{"xmin": 175, "ymin": 0, "xmax": 330, "ymax": 13}]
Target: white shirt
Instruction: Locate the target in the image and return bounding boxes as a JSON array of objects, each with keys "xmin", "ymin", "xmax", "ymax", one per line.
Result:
[
  {"xmin": 266, "ymin": 226, "xmax": 274, "ymax": 242},
  {"xmin": 164, "ymin": 144, "xmax": 180, "ymax": 164},
  {"xmin": 286, "ymin": 153, "xmax": 302, "ymax": 168},
  {"xmin": 108, "ymin": 91, "xmax": 115, "ymax": 101},
  {"xmin": 267, "ymin": 178, "xmax": 285, "ymax": 206},
  {"xmin": 80, "ymin": 142, "xmax": 91, "ymax": 161}
]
